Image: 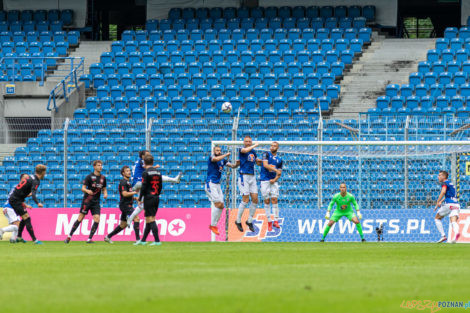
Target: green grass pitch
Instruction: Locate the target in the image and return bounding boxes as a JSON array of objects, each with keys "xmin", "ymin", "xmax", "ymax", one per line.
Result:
[{"xmin": 1, "ymin": 241, "xmax": 468, "ymax": 313}]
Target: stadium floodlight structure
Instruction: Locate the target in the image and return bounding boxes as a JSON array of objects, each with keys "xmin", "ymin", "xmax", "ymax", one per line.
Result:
[{"xmin": 213, "ymin": 140, "xmax": 470, "ymax": 215}]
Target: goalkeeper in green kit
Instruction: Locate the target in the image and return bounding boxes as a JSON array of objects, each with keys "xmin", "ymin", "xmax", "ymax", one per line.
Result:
[{"xmin": 321, "ymin": 183, "xmax": 365, "ymax": 242}]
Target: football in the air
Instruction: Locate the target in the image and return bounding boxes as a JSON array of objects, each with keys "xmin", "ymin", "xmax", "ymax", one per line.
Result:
[{"xmin": 221, "ymin": 102, "xmax": 232, "ymax": 113}]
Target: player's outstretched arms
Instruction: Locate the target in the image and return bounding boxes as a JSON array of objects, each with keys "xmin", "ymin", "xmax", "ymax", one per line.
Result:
[
  {"xmin": 211, "ymin": 153, "xmax": 230, "ymax": 163},
  {"xmin": 240, "ymin": 143, "xmax": 259, "ymax": 154}
]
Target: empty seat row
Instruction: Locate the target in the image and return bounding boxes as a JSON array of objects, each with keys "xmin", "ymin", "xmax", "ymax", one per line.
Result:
[
  {"xmin": 166, "ymin": 5, "xmax": 375, "ymax": 20},
  {"xmin": 386, "ymin": 83, "xmax": 470, "ymax": 97},
  {"xmin": 376, "ymin": 95, "xmax": 469, "ymax": 111},
  {"xmin": 132, "ymin": 27, "xmax": 370, "ymax": 43},
  {"xmin": 444, "ymin": 27, "xmax": 470, "ymax": 40},
  {"xmin": 87, "ymin": 83, "xmax": 340, "ymax": 104},
  {"xmin": 0, "ymin": 31, "xmax": 79, "ymax": 44},
  {"xmin": 0, "ymin": 9, "xmax": 73, "ymax": 25},
  {"xmin": 408, "ymin": 71, "xmax": 470, "ymax": 86},
  {"xmin": 74, "ymin": 101, "xmax": 330, "ymax": 120},
  {"xmin": 0, "ymin": 42, "xmax": 69, "ymax": 56},
  {"xmin": 418, "ymin": 60, "xmax": 470, "ymax": 74},
  {"xmin": 146, "ymin": 16, "xmax": 368, "ymax": 32},
  {"xmin": 101, "ymin": 44, "xmax": 362, "ymax": 65},
  {"xmin": 0, "ymin": 20, "xmax": 64, "ymax": 32},
  {"xmin": 427, "ymin": 48, "xmax": 470, "ymax": 63},
  {"xmin": 90, "ymin": 59, "xmax": 345, "ymax": 76},
  {"xmin": 81, "ymin": 71, "xmax": 337, "ymax": 89},
  {"xmin": 111, "ymin": 36, "xmax": 368, "ymax": 54}
]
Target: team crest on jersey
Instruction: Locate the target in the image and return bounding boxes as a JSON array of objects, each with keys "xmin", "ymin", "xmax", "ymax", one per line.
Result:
[
  {"xmin": 244, "ymin": 214, "xmax": 284, "ymax": 240},
  {"xmin": 248, "ymin": 154, "xmax": 255, "ymax": 162}
]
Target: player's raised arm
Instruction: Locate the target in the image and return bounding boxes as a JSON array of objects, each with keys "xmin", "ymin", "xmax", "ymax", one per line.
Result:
[
  {"xmin": 211, "ymin": 152, "xmax": 231, "ymax": 163},
  {"xmin": 240, "ymin": 143, "xmax": 259, "ymax": 154}
]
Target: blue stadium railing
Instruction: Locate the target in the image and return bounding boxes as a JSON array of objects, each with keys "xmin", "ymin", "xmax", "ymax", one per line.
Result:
[{"xmin": 47, "ymin": 57, "xmax": 84, "ymax": 111}]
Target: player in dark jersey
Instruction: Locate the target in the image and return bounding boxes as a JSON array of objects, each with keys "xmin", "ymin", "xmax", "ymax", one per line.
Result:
[
  {"xmin": 0, "ymin": 174, "xmax": 30, "ymax": 243},
  {"xmin": 9, "ymin": 165, "xmax": 46, "ymax": 244},
  {"xmin": 65, "ymin": 160, "xmax": 107, "ymax": 244},
  {"xmin": 104, "ymin": 165, "xmax": 141, "ymax": 243},
  {"xmin": 135, "ymin": 154, "xmax": 163, "ymax": 246}
]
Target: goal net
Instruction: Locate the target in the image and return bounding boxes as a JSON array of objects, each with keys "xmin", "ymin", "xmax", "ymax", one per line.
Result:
[{"xmin": 213, "ymin": 140, "xmax": 470, "ymax": 212}]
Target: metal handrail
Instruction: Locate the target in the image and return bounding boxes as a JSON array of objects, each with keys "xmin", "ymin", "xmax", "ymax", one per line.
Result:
[{"xmin": 47, "ymin": 57, "xmax": 84, "ymax": 111}]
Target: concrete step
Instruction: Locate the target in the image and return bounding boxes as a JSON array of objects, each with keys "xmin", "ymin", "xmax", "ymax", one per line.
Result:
[
  {"xmin": 0, "ymin": 144, "xmax": 24, "ymax": 165},
  {"xmin": 331, "ymin": 38, "xmax": 436, "ymax": 120}
]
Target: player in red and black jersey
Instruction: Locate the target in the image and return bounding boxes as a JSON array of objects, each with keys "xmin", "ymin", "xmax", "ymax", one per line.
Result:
[
  {"xmin": 104, "ymin": 165, "xmax": 141, "ymax": 243},
  {"xmin": 65, "ymin": 160, "xmax": 107, "ymax": 244},
  {"xmin": 10, "ymin": 165, "xmax": 46, "ymax": 244},
  {"xmin": 135, "ymin": 154, "xmax": 163, "ymax": 246}
]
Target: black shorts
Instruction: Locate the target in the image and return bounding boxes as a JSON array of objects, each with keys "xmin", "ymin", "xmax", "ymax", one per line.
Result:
[
  {"xmin": 144, "ymin": 196, "xmax": 159, "ymax": 217},
  {"xmin": 119, "ymin": 203, "xmax": 134, "ymax": 221},
  {"xmin": 9, "ymin": 199, "xmax": 26, "ymax": 217},
  {"xmin": 80, "ymin": 201, "xmax": 100, "ymax": 216}
]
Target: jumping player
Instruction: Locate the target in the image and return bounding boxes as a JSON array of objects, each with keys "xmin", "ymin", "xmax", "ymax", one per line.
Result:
[
  {"xmin": 104, "ymin": 165, "xmax": 140, "ymax": 244},
  {"xmin": 126, "ymin": 150, "xmax": 182, "ymax": 226},
  {"xmin": 235, "ymin": 136, "xmax": 261, "ymax": 233},
  {"xmin": 260, "ymin": 141, "xmax": 283, "ymax": 232},
  {"xmin": 7, "ymin": 165, "xmax": 46, "ymax": 244},
  {"xmin": 206, "ymin": 145, "xmax": 238, "ymax": 235},
  {"xmin": 135, "ymin": 154, "xmax": 163, "ymax": 246},
  {"xmin": 322, "ymin": 183, "xmax": 365, "ymax": 242},
  {"xmin": 434, "ymin": 170, "xmax": 460, "ymax": 243},
  {"xmin": 0, "ymin": 174, "xmax": 29, "ymax": 243},
  {"xmin": 65, "ymin": 160, "xmax": 107, "ymax": 244}
]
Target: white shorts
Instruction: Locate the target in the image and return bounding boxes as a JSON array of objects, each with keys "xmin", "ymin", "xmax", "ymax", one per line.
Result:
[
  {"xmin": 438, "ymin": 203, "xmax": 460, "ymax": 218},
  {"xmin": 238, "ymin": 174, "xmax": 258, "ymax": 196},
  {"xmin": 205, "ymin": 181, "xmax": 224, "ymax": 204},
  {"xmin": 3, "ymin": 206, "xmax": 20, "ymax": 224},
  {"xmin": 260, "ymin": 181, "xmax": 279, "ymax": 199}
]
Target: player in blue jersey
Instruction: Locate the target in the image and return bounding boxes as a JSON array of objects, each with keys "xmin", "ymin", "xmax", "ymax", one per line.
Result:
[
  {"xmin": 206, "ymin": 145, "xmax": 238, "ymax": 235},
  {"xmin": 127, "ymin": 150, "xmax": 182, "ymax": 226},
  {"xmin": 260, "ymin": 142, "xmax": 283, "ymax": 232},
  {"xmin": 434, "ymin": 170, "xmax": 461, "ymax": 243},
  {"xmin": 132, "ymin": 150, "xmax": 182, "ymax": 187},
  {"xmin": 235, "ymin": 136, "xmax": 262, "ymax": 233}
]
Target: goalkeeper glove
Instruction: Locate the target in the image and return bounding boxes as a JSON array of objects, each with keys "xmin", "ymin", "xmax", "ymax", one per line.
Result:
[
  {"xmin": 357, "ymin": 211, "xmax": 362, "ymax": 220},
  {"xmin": 325, "ymin": 211, "xmax": 330, "ymax": 220}
]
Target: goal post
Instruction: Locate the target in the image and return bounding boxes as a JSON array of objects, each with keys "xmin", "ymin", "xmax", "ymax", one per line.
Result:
[{"xmin": 212, "ymin": 140, "xmax": 470, "ymax": 214}]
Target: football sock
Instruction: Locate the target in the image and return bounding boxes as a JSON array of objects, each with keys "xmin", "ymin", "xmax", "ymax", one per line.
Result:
[
  {"xmin": 322, "ymin": 225, "xmax": 331, "ymax": 239},
  {"xmin": 24, "ymin": 218, "xmax": 37, "ymax": 241},
  {"xmin": 434, "ymin": 219, "xmax": 445, "ymax": 237},
  {"xmin": 142, "ymin": 223, "xmax": 151, "ymax": 242},
  {"xmin": 356, "ymin": 223, "xmax": 364, "ymax": 239},
  {"xmin": 273, "ymin": 203, "xmax": 279, "ymax": 220},
  {"xmin": 265, "ymin": 202, "xmax": 272, "ymax": 222},
  {"xmin": 18, "ymin": 219, "xmax": 25, "ymax": 237},
  {"xmin": 133, "ymin": 222, "xmax": 140, "ymax": 241},
  {"xmin": 150, "ymin": 222, "xmax": 160, "ymax": 242},
  {"xmin": 211, "ymin": 206, "xmax": 223, "ymax": 227},
  {"xmin": 452, "ymin": 221, "xmax": 460, "ymax": 238},
  {"xmin": 108, "ymin": 225, "xmax": 124, "ymax": 238},
  {"xmin": 88, "ymin": 222, "xmax": 99, "ymax": 240},
  {"xmin": 247, "ymin": 202, "xmax": 257, "ymax": 223},
  {"xmin": 69, "ymin": 220, "xmax": 81, "ymax": 236},
  {"xmin": 236, "ymin": 201, "xmax": 248, "ymax": 223}
]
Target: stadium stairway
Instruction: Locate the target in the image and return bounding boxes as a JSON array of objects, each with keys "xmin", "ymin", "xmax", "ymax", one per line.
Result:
[
  {"xmin": 331, "ymin": 38, "xmax": 435, "ymax": 119},
  {"xmin": 0, "ymin": 144, "xmax": 24, "ymax": 165},
  {"xmin": 49, "ymin": 41, "xmax": 112, "ymax": 82}
]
